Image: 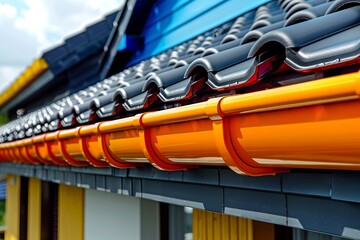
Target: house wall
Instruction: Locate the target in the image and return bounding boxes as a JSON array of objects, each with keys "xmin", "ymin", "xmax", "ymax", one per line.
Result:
[
  {"xmin": 5, "ymin": 175, "xmax": 20, "ymax": 240},
  {"xmin": 193, "ymin": 209, "xmax": 276, "ymax": 240},
  {"xmin": 27, "ymin": 178, "xmax": 41, "ymax": 240},
  {"xmin": 129, "ymin": 0, "xmax": 270, "ymax": 64},
  {"xmin": 84, "ymin": 189, "xmax": 160, "ymax": 240},
  {"xmin": 58, "ymin": 184, "xmax": 84, "ymax": 240}
]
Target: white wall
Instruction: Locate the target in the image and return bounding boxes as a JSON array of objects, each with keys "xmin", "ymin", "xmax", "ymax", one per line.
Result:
[{"xmin": 84, "ymin": 189, "xmax": 160, "ymax": 240}]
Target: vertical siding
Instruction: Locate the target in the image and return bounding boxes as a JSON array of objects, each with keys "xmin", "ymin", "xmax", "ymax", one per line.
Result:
[
  {"xmin": 27, "ymin": 178, "xmax": 41, "ymax": 240},
  {"xmin": 193, "ymin": 209, "xmax": 254, "ymax": 240},
  {"xmin": 221, "ymin": 214, "xmax": 230, "ymax": 240},
  {"xmin": 206, "ymin": 211, "xmax": 214, "ymax": 240},
  {"xmin": 58, "ymin": 185, "xmax": 84, "ymax": 240},
  {"xmin": 212, "ymin": 212, "xmax": 222, "ymax": 239},
  {"xmin": 5, "ymin": 175, "xmax": 20, "ymax": 240},
  {"xmin": 193, "ymin": 207, "xmax": 199, "ymax": 240},
  {"xmin": 129, "ymin": 0, "xmax": 270, "ymax": 64}
]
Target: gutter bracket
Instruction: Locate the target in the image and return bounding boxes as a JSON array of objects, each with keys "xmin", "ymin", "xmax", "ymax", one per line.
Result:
[
  {"xmin": 44, "ymin": 132, "xmax": 68, "ymax": 166},
  {"xmin": 96, "ymin": 122, "xmax": 142, "ymax": 168},
  {"xmin": 45, "ymin": 141, "xmax": 68, "ymax": 166},
  {"xmin": 78, "ymin": 124, "xmax": 109, "ymax": 167},
  {"xmin": 24, "ymin": 141, "xmax": 42, "ymax": 165},
  {"xmin": 57, "ymin": 131, "xmax": 88, "ymax": 167},
  {"xmin": 213, "ymin": 117, "xmax": 283, "ymax": 176},
  {"xmin": 79, "ymin": 137, "xmax": 109, "ymax": 167},
  {"xmin": 33, "ymin": 136, "xmax": 53, "ymax": 165},
  {"xmin": 137, "ymin": 113, "xmax": 195, "ymax": 171}
]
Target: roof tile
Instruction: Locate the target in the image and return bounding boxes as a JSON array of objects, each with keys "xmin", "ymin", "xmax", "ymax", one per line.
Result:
[{"xmin": 0, "ymin": 0, "xmax": 359, "ymax": 143}]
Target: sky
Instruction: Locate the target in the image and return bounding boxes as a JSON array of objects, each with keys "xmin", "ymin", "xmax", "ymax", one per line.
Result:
[{"xmin": 0, "ymin": 0, "xmax": 123, "ymax": 93}]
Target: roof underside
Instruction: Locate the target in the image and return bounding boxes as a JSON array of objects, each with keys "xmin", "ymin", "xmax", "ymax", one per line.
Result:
[
  {"xmin": 3, "ymin": 163, "xmax": 360, "ymax": 239},
  {"xmin": 1, "ymin": 0, "xmax": 360, "ymax": 238}
]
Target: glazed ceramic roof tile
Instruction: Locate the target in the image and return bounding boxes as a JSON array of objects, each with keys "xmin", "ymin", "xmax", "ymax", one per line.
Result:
[{"xmin": 0, "ymin": 0, "xmax": 359, "ymax": 143}]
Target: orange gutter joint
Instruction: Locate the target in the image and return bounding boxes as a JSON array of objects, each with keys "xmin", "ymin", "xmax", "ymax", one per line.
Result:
[
  {"xmin": 137, "ymin": 114, "xmax": 194, "ymax": 171},
  {"xmin": 206, "ymin": 97, "xmax": 285, "ymax": 176},
  {"xmin": 212, "ymin": 117, "xmax": 287, "ymax": 176},
  {"xmin": 33, "ymin": 135, "xmax": 53, "ymax": 165},
  {"xmin": 18, "ymin": 142, "xmax": 32, "ymax": 164},
  {"xmin": 77, "ymin": 123, "xmax": 109, "ymax": 167},
  {"xmin": 7, "ymin": 143, "xmax": 18, "ymax": 163},
  {"xmin": 13, "ymin": 142, "xmax": 25, "ymax": 164},
  {"xmin": 97, "ymin": 118, "xmax": 146, "ymax": 168},
  {"xmin": 98, "ymin": 125, "xmax": 141, "ymax": 168},
  {"xmin": 43, "ymin": 132, "xmax": 68, "ymax": 166},
  {"xmin": 23, "ymin": 139, "xmax": 42, "ymax": 164},
  {"xmin": 57, "ymin": 128, "xmax": 89, "ymax": 166},
  {"xmin": 205, "ymin": 97, "xmax": 224, "ymax": 120},
  {"xmin": 78, "ymin": 122, "xmax": 141, "ymax": 168},
  {"xmin": 78, "ymin": 125, "xmax": 109, "ymax": 167}
]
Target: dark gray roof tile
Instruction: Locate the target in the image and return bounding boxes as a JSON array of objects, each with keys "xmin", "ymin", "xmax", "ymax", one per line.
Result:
[
  {"xmin": 286, "ymin": 25, "xmax": 360, "ymax": 71},
  {"xmin": 207, "ymin": 58, "xmax": 258, "ymax": 90},
  {"xmin": 76, "ymin": 109, "xmax": 93, "ymax": 124},
  {"xmin": 123, "ymin": 91, "xmax": 151, "ymax": 111},
  {"xmin": 265, "ymin": 5, "xmax": 358, "ymax": 49},
  {"xmin": 241, "ymin": 20, "xmax": 285, "ymax": 44},
  {"xmin": 1, "ymin": 0, "xmax": 359, "ymax": 142},
  {"xmin": 249, "ymin": 5, "xmax": 360, "ymax": 70},
  {"xmin": 325, "ymin": 0, "xmax": 360, "ymax": 14},
  {"xmin": 186, "ymin": 43, "xmax": 254, "ymax": 76},
  {"xmin": 144, "ymin": 65, "xmax": 188, "ymax": 90},
  {"xmin": 159, "ymin": 78, "xmax": 192, "ymax": 101},
  {"xmin": 284, "ymin": 1, "xmax": 332, "ymax": 26}
]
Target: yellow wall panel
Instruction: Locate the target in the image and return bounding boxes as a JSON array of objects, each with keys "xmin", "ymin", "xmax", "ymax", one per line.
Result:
[
  {"xmin": 200, "ymin": 210, "xmax": 207, "ymax": 239},
  {"xmin": 27, "ymin": 178, "xmax": 41, "ymax": 240},
  {"xmin": 58, "ymin": 184, "xmax": 84, "ymax": 240},
  {"xmin": 213, "ymin": 213, "xmax": 221, "ymax": 240},
  {"xmin": 221, "ymin": 215, "xmax": 230, "ymax": 240},
  {"xmin": 193, "ymin": 209, "xmax": 199, "ymax": 240},
  {"xmin": 247, "ymin": 220, "xmax": 253, "ymax": 240},
  {"xmin": 230, "ymin": 216, "xmax": 238, "ymax": 240},
  {"xmin": 206, "ymin": 212, "xmax": 214, "ymax": 240},
  {"xmin": 5, "ymin": 175, "xmax": 20, "ymax": 240},
  {"xmin": 193, "ymin": 209, "xmax": 270, "ymax": 240}
]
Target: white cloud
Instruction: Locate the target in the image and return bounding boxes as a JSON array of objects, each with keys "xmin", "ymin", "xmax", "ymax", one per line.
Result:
[
  {"xmin": 0, "ymin": 0, "xmax": 123, "ymax": 93},
  {"xmin": 0, "ymin": 3, "xmax": 17, "ymax": 17}
]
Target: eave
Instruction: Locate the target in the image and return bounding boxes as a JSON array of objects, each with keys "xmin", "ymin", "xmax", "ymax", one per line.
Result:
[
  {"xmin": 0, "ymin": 58, "xmax": 48, "ymax": 109},
  {"xmin": 1, "ymin": 71, "xmax": 359, "ymax": 176}
]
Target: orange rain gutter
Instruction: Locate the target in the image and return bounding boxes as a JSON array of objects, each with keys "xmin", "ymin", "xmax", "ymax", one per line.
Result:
[
  {"xmin": 1, "ymin": 71, "xmax": 360, "ymax": 176},
  {"xmin": 0, "ymin": 58, "xmax": 48, "ymax": 108}
]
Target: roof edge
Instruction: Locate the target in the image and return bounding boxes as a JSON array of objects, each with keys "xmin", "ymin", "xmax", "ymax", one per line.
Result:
[
  {"xmin": 1, "ymin": 71, "xmax": 360, "ymax": 175},
  {"xmin": 0, "ymin": 58, "xmax": 48, "ymax": 108}
]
